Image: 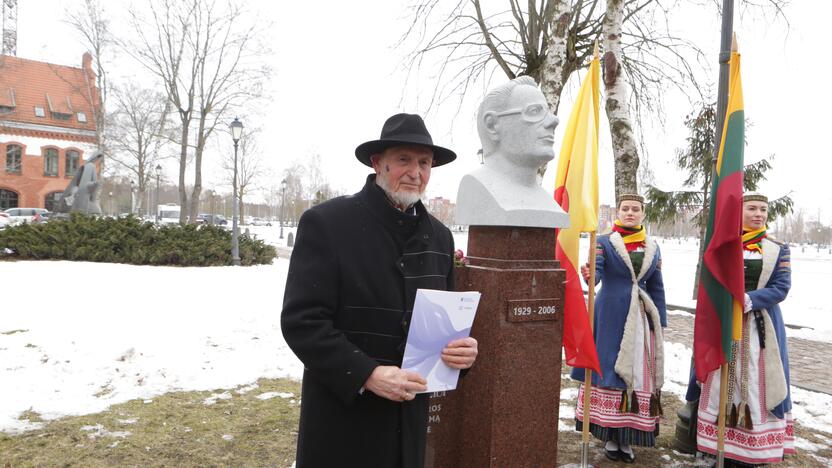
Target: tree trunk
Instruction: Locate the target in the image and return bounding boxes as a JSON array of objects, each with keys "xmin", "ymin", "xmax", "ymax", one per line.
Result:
[
  {"xmin": 691, "ymin": 169, "xmax": 712, "ymax": 299},
  {"xmin": 178, "ymin": 119, "xmax": 190, "ymax": 224},
  {"xmin": 602, "ymin": 0, "xmax": 640, "ymax": 201},
  {"xmin": 540, "ymin": 0, "xmax": 572, "ymax": 114},
  {"xmin": 136, "ymin": 188, "xmax": 145, "ymax": 214},
  {"xmin": 238, "ymin": 188, "xmax": 245, "ymax": 226},
  {"xmin": 189, "ymin": 119, "xmax": 208, "ymax": 224}
]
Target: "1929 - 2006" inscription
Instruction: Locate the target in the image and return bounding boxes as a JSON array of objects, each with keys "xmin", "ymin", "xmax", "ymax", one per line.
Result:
[{"xmin": 506, "ymin": 298, "xmax": 560, "ymax": 322}]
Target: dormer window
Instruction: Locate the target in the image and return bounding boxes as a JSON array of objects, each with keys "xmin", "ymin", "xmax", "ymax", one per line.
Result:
[
  {"xmin": 0, "ymin": 88, "xmax": 15, "ymax": 114},
  {"xmin": 77, "ymin": 112, "xmax": 87, "ymax": 123},
  {"xmin": 45, "ymin": 93, "xmax": 74, "ymax": 121}
]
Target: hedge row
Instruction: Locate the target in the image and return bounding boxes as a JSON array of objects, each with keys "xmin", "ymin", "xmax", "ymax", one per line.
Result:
[{"xmin": 0, "ymin": 214, "xmax": 276, "ymax": 266}]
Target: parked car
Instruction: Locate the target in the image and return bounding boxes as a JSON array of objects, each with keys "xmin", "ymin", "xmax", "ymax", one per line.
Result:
[
  {"xmin": 196, "ymin": 214, "xmax": 228, "ymax": 226},
  {"xmin": 250, "ymin": 217, "xmax": 272, "ymax": 226},
  {"xmin": 3, "ymin": 208, "xmax": 49, "ymax": 226},
  {"xmin": 0, "ymin": 212, "xmax": 9, "ymax": 229}
]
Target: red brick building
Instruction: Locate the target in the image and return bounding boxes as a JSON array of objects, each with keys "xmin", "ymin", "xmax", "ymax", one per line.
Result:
[{"xmin": 0, "ymin": 53, "xmax": 100, "ymax": 210}]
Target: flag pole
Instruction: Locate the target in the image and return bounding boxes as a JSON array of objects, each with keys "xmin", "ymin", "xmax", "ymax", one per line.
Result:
[
  {"xmin": 716, "ymin": 363, "xmax": 729, "ymax": 467},
  {"xmin": 674, "ymin": 0, "xmax": 736, "ymax": 456},
  {"xmin": 580, "ymin": 230, "xmax": 598, "ymax": 467},
  {"xmin": 579, "ymin": 40, "xmax": 601, "ymax": 468},
  {"xmin": 715, "ymin": 34, "xmax": 740, "ymax": 468}
]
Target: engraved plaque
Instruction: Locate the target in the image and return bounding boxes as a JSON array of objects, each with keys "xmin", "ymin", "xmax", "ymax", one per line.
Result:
[{"xmin": 506, "ymin": 298, "xmax": 559, "ymax": 322}]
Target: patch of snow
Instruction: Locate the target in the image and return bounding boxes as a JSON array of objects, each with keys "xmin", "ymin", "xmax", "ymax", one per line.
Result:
[
  {"xmin": 203, "ymin": 392, "xmax": 232, "ymax": 406},
  {"xmin": 789, "ymin": 387, "xmax": 832, "ymax": 434},
  {"xmin": 794, "ymin": 436, "xmax": 821, "ymax": 452},
  {"xmin": 81, "ymin": 424, "xmax": 131, "ymax": 439},
  {"xmin": 221, "ymin": 434, "xmax": 234, "ymax": 441},
  {"xmin": 116, "ymin": 418, "xmax": 137, "ymax": 425},
  {"xmin": 235, "ymin": 383, "xmax": 259, "ymax": 395},
  {"xmin": 256, "ymin": 391, "xmax": 294, "ymax": 401}
]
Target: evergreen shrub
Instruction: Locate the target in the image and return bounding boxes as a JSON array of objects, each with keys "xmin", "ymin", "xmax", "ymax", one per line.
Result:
[{"xmin": 0, "ymin": 214, "xmax": 276, "ymax": 266}]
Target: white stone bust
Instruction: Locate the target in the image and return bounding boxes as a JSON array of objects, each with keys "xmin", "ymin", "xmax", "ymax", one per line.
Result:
[{"xmin": 456, "ymin": 76, "xmax": 569, "ymax": 228}]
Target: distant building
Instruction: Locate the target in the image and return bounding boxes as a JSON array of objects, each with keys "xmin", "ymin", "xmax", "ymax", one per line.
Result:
[
  {"xmin": 427, "ymin": 196, "xmax": 455, "ymax": 227},
  {"xmin": 0, "ymin": 53, "xmax": 100, "ymax": 210},
  {"xmin": 598, "ymin": 203, "xmax": 615, "ymax": 232}
]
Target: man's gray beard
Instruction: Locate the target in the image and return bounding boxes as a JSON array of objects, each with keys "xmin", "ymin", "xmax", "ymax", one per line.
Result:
[{"xmin": 377, "ymin": 175, "xmax": 423, "ymax": 208}]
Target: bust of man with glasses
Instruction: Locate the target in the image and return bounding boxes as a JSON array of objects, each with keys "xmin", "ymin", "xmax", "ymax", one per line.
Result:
[{"xmin": 456, "ymin": 76, "xmax": 569, "ymax": 228}]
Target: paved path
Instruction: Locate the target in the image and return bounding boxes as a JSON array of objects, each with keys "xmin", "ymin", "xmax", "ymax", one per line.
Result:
[{"xmin": 665, "ymin": 312, "xmax": 832, "ymax": 395}]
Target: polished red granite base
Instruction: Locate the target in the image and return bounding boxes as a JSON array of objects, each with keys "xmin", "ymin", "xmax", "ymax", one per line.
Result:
[{"xmin": 425, "ymin": 226, "xmax": 565, "ymax": 468}]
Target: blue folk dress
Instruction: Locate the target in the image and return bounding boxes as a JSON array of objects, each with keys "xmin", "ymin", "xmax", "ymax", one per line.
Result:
[
  {"xmin": 572, "ymin": 232, "xmax": 667, "ymax": 446},
  {"xmin": 692, "ymin": 238, "xmax": 794, "ymax": 464}
]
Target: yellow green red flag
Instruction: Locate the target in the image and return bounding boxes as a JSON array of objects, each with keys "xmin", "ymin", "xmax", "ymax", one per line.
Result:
[
  {"xmin": 554, "ymin": 55, "xmax": 601, "ymax": 374},
  {"xmin": 694, "ymin": 48, "xmax": 745, "ymax": 382}
]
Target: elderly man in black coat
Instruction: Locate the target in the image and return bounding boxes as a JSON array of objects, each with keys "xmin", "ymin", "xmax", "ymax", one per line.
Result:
[{"xmin": 281, "ymin": 113, "xmax": 479, "ymax": 468}]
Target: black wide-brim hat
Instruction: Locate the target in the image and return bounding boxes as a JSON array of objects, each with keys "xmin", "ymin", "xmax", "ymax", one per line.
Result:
[{"xmin": 355, "ymin": 113, "xmax": 457, "ymax": 167}]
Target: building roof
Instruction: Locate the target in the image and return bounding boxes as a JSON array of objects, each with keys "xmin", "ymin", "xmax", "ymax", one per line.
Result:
[{"xmin": 0, "ymin": 53, "xmax": 99, "ymax": 142}]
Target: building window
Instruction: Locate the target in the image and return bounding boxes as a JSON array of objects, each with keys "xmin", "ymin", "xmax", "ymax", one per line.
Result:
[
  {"xmin": 45, "ymin": 191, "xmax": 63, "ymax": 212},
  {"xmin": 52, "ymin": 112, "xmax": 72, "ymax": 121},
  {"xmin": 44, "ymin": 148, "xmax": 59, "ymax": 176},
  {"xmin": 5, "ymin": 144, "xmax": 22, "ymax": 174},
  {"xmin": 0, "ymin": 105, "xmax": 13, "ymax": 114},
  {"xmin": 66, "ymin": 150, "xmax": 80, "ymax": 177},
  {"xmin": 77, "ymin": 112, "xmax": 87, "ymax": 123},
  {"xmin": 34, "ymin": 106, "xmax": 46, "ymax": 117},
  {"xmin": 0, "ymin": 189, "xmax": 18, "ymax": 210}
]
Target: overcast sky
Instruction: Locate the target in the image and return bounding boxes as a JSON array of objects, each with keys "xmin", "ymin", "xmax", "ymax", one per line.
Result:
[{"xmin": 14, "ymin": 1, "xmax": 832, "ymax": 223}]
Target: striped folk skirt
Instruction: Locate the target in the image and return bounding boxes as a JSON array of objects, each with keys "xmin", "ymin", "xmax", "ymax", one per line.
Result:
[
  {"xmin": 696, "ymin": 311, "xmax": 795, "ymax": 464},
  {"xmin": 575, "ymin": 386, "xmax": 661, "ymax": 446}
]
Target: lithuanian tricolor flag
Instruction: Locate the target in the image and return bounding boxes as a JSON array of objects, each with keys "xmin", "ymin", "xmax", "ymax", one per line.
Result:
[
  {"xmin": 554, "ymin": 54, "xmax": 601, "ymax": 374},
  {"xmin": 693, "ymin": 47, "xmax": 745, "ymax": 382}
]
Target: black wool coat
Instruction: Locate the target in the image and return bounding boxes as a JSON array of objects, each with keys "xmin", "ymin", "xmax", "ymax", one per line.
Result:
[{"xmin": 281, "ymin": 174, "xmax": 455, "ymax": 468}]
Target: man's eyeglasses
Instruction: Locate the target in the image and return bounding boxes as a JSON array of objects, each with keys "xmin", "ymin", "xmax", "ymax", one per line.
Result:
[{"xmin": 493, "ymin": 103, "xmax": 549, "ymax": 123}]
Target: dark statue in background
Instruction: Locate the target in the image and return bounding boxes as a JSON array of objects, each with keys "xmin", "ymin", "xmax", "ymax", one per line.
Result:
[{"xmin": 55, "ymin": 151, "xmax": 104, "ymax": 215}]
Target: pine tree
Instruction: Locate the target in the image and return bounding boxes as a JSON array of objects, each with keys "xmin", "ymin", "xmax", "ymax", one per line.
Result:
[{"xmin": 644, "ymin": 102, "xmax": 793, "ymax": 297}]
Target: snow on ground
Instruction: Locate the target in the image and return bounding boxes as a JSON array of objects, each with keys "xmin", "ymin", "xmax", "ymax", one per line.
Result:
[
  {"xmin": 0, "ymin": 258, "xmax": 303, "ymax": 434},
  {"xmin": 1, "ymin": 225, "xmax": 831, "ymax": 435}
]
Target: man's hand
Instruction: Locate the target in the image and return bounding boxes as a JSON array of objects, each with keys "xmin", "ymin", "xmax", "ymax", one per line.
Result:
[
  {"xmin": 441, "ymin": 337, "xmax": 478, "ymax": 369},
  {"xmin": 364, "ymin": 366, "xmax": 427, "ymax": 402}
]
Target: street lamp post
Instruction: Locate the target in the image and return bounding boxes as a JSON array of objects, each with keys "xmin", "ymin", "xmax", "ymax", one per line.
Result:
[
  {"xmin": 230, "ymin": 117, "xmax": 244, "ymax": 266},
  {"xmin": 129, "ymin": 180, "xmax": 135, "ymax": 215},
  {"xmin": 280, "ymin": 178, "xmax": 287, "ymax": 239},
  {"xmin": 155, "ymin": 164, "xmax": 162, "ymax": 222}
]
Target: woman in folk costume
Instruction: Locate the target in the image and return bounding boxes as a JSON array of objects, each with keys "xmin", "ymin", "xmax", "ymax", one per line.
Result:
[
  {"xmin": 693, "ymin": 192, "xmax": 794, "ymax": 466},
  {"xmin": 572, "ymin": 193, "xmax": 667, "ymax": 463}
]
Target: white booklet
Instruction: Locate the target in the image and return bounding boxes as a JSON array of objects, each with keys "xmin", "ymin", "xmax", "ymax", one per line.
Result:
[{"xmin": 402, "ymin": 289, "xmax": 481, "ymax": 393}]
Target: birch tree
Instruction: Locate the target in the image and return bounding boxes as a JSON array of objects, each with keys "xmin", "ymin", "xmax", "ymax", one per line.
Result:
[
  {"xmin": 221, "ymin": 128, "xmax": 264, "ymax": 226},
  {"xmin": 108, "ymin": 83, "xmax": 171, "ymax": 215},
  {"xmin": 126, "ymin": 0, "xmax": 270, "ymax": 224},
  {"xmin": 602, "ymin": 0, "xmax": 639, "ymax": 198},
  {"xmin": 401, "ymin": 1, "xmax": 787, "ymax": 194}
]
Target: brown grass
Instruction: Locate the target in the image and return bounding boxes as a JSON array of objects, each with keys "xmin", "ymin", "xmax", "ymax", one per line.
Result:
[{"xmin": 0, "ymin": 378, "xmax": 300, "ymax": 467}]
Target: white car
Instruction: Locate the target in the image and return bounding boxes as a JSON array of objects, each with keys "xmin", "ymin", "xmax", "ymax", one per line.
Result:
[
  {"xmin": 3, "ymin": 208, "xmax": 49, "ymax": 226},
  {"xmin": 250, "ymin": 217, "xmax": 272, "ymax": 226},
  {"xmin": 0, "ymin": 212, "xmax": 9, "ymax": 229}
]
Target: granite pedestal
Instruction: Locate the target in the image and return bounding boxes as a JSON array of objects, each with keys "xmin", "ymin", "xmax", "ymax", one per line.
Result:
[{"xmin": 425, "ymin": 226, "xmax": 565, "ymax": 467}]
